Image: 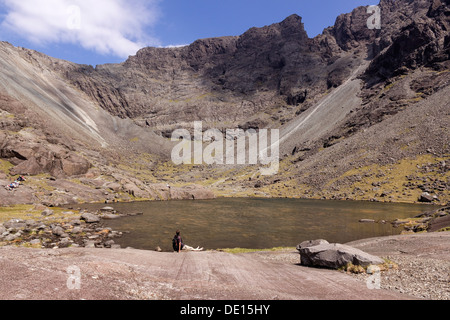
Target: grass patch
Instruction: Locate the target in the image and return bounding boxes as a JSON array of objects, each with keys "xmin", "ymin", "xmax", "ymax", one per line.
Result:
[
  {"xmin": 0, "ymin": 205, "xmax": 74, "ymax": 224},
  {"xmin": 0, "ymin": 205, "xmax": 39, "ymax": 223},
  {"xmin": 384, "ymin": 82, "xmax": 396, "ymax": 92},
  {"xmin": 326, "ymin": 154, "xmax": 449, "ymax": 204},
  {"xmin": 219, "ymin": 247, "xmax": 296, "ymax": 254},
  {"xmin": 406, "ymin": 96, "xmax": 424, "ymax": 103},
  {"xmin": 340, "ymin": 258, "xmax": 399, "ymax": 274},
  {"xmin": 341, "ymin": 262, "xmax": 366, "ymax": 274},
  {"xmin": 26, "ymin": 175, "xmax": 56, "ymax": 192},
  {"xmin": 0, "ymin": 159, "xmax": 14, "ymax": 175},
  {"xmin": 436, "ymin": 69, "xmax": 450, "ymax": 75},
  {"xmin": 21, "ymin": 242, "xmax": 42, "ymax": 249}
]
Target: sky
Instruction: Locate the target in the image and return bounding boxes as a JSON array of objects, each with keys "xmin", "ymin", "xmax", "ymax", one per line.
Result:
[{"xmin": 0, "ymin": 0, "xmax": 378, "ymax": 66}]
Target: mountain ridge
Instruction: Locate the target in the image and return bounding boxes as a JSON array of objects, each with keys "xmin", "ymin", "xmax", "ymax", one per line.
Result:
[{"xmin": 0, "ymin": 0, "xmax": 448, "ymax": 206}]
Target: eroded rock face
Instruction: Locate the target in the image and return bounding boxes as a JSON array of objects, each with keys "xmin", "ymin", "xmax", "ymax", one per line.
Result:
[
  {"xmin": 364, "ymin": 0, "xmax": 450, "ymax": 82},
  {"xmin": 55, "ymin": 0, "xmax": 448, "ymax": 134},
  {"xmin": 0, "ymin": 102, "xmax": 91, "ymax": 178}
]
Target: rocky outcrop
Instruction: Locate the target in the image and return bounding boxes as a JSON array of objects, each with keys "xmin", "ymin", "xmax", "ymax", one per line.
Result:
[
  {"xmin": 0, "ymin": 179, "xmax": 36, "ymax": 205},
  {"xmin": 57, "ymin": 0, "xmax": 447, "ymax": 129},
  {"xmin": 6, "ymin": 145, "xmax": 91, "ymax": 178},
  {"xmin": 329, "ymin": 5, "xmax": 381, "ymax": 51},
  {"xmin": 392, "ymin": 206, "xmax": 450, "ymax": 233},
  {"xmin": 43, "ymin": 0, "xmax": 447, "ymax": 163},
  {"xmin": 169, "ymin": 185, "xmax": 216, "ymax": 200},
  {"xmin": 0, "ymin": 108, "xmax": 91, "ymax": 178},
  {"xmin": 59, "ymin": 14, "xmax": 344, "ymax": 129},
  {"xmin": 297, "ymin": 239, "xmax": 385, "ymax": 269},
  {"xmin": 364, "ymin": 0, "xmax": 450, "ymax": 82},
  {"xmin": 0, "ymin": 214, "xmax": 123, "ymax": 249}
]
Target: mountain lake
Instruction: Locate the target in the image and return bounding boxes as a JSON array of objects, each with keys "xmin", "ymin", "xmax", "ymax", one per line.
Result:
[{"xmin": 77, "ymin": 198, "xmax": 434, "ymax": 252}]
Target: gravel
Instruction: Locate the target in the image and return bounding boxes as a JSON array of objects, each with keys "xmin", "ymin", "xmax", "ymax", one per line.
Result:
[
  {"xmin": 350, "ymin": 255, "xmax": 449, "ymax": 300},
  {"xmin": 247, "ymin": 233, "xmax": 450, "ymax": 301}
]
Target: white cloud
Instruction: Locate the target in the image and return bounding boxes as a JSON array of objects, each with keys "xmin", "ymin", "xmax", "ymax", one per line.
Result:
[
  {"xmin": 162, "ymin": 44, "xmax": 189, "ymax": 48},
  {"xmin": 0, "ymin": 0, "xmax": 161, "ymax": 58}
]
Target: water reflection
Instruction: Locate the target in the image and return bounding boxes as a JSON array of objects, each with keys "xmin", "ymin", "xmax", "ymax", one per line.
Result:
[{"xmin": 79, "ymin": 198, "xmax": 431, "ymax": 252}]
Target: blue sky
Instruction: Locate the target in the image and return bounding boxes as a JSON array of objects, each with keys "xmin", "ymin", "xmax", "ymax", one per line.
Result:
[{"xmin": 0, "ymin": 0, "xmax": 377, "ymax": 66}]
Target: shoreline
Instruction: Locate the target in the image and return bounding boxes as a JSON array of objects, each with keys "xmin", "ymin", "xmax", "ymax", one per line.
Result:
[
  {"xmin": 1, "ymin": 199, "xmax": 448, "ymax": 251},
  {"xmin": 88, "ymin": 193, "xmax": 448, "ymax": 206}
]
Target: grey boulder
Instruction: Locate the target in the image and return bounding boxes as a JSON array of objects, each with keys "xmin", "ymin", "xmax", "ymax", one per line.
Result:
[
  {"xmin": 52, "ymin": 226, "xmax": 65, "ymax": 237},
  {"xmin": 418, "ymin": 192, "xmax": 434, "ymax": 203},
  {"xmin": 297, "ymin": 240, "xmax": 384, "ymax": 269},
  {"xmin": 81, "ymin": 212, "xmax": 100, "ymax": 223},
  {"xmin": 41, "ymin": 209, "xmax": 54, "ymax": 216},
  {"xmin": 3, "ymin": 219, "xmax": 27, "ymax": 230}
]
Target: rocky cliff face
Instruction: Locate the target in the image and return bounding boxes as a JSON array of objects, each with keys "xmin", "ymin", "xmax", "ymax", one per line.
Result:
[
  {"xmin": 61, "ymin": 14, "xmax": 349, "ymax": 132},
  {"xmin": 0, "ymin": 0, "xmax": 448, "ymax": 206},
  {"xmin": 59, "ymin": 0, "xmax": 449, "ymax": 133},
  {"xmin": 364, "ymin": 0, "xmax": 450, "ymax": 82}
]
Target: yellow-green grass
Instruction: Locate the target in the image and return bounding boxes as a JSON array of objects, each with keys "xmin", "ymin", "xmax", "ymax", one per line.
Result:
[
  {"xmin": 25, "ymin": 174, "xmax": 56, "ymax": 192},
  {"xmin": 219, "ymin": 247, "xmax": 296, "ymax": 254},
  {"xmin": 0, "ymin": 159, "xmax": 13, "ymax": 175},
  {"xmin": 0, "ymin": 205, "xmax": 73, "ymax": 225},
  {"xmin": 340, "ymin": 258, "xmax": 399, "ymax": 274},
  {"xmin": 324, "ymin": 154, "xmax": 449, "ymax": 204}
]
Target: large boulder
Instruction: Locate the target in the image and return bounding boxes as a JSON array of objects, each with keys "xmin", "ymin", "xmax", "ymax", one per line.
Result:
[
  {"xmin": 6, "ymin": 141, "xmax": 91, "ymax": 178},
  {"xmin": 297, "ymin": 240, "xmax": 384, "ymax": 269},
  {"xmin": 3, "ymin": 219, "xmax": 27, "ymax": 230},
  {"xmin": 52, "ymin": 226, "xmax": 66, "ymax": 237},
  {"xmin": 418, "ymin": 192, "xmax": 434, "ymax": 203},
  {"xmin": 0, "ymin": 183, "xmax": 37, "ymax": 206},
  {"xmin": 61, "ymin": 154, "xmax": 91, "ymax": 176},
  {"xmin": 9, "ymin": 157, "xmax": 43, "ymax": 176},
  {"xmin": 81, "ymin": 212, "xmax": 100, "ymax": 223},
  {"xmin": 170, "ymin": 185, "xmax": 216, "ymax": 200},
  {"xmin": 123, "ymin": 182, "xmax": 147, "ymax": 198}
]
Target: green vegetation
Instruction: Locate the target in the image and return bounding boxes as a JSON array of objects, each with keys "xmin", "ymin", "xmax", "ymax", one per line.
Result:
[
  {"xmin": 341, "ymin": 262, "xmax": 365, "ymax": 274},
  {"xmin": 0, "ymin": 205, "xmax": 39, "ymax": 223},
  {"xmin": 340, "ymin": 258, "xmax": 399, "ymax": 274},
  {"xmin": 219, "ymin": 247, "xmax": 296, "ymax": 254},
  {"xmin": 25, "ymin": 175, "xmax": 56, "ymax": 192},
  {"xmin": 0, "ymin": 159, "xmax": 13, "ymax": 175},
  {"xmin": 0, "ymin": 205, "xmax": 71, "ymax": 224},
  {"xmin": 324, "ymin": 154, "xmax": 449, "ymax": 204}
]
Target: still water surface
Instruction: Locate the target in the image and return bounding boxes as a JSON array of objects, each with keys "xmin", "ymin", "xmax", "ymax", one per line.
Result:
[{"xmin": 79, "ymin": 198, "xmax": 432, "ymax": 252}]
